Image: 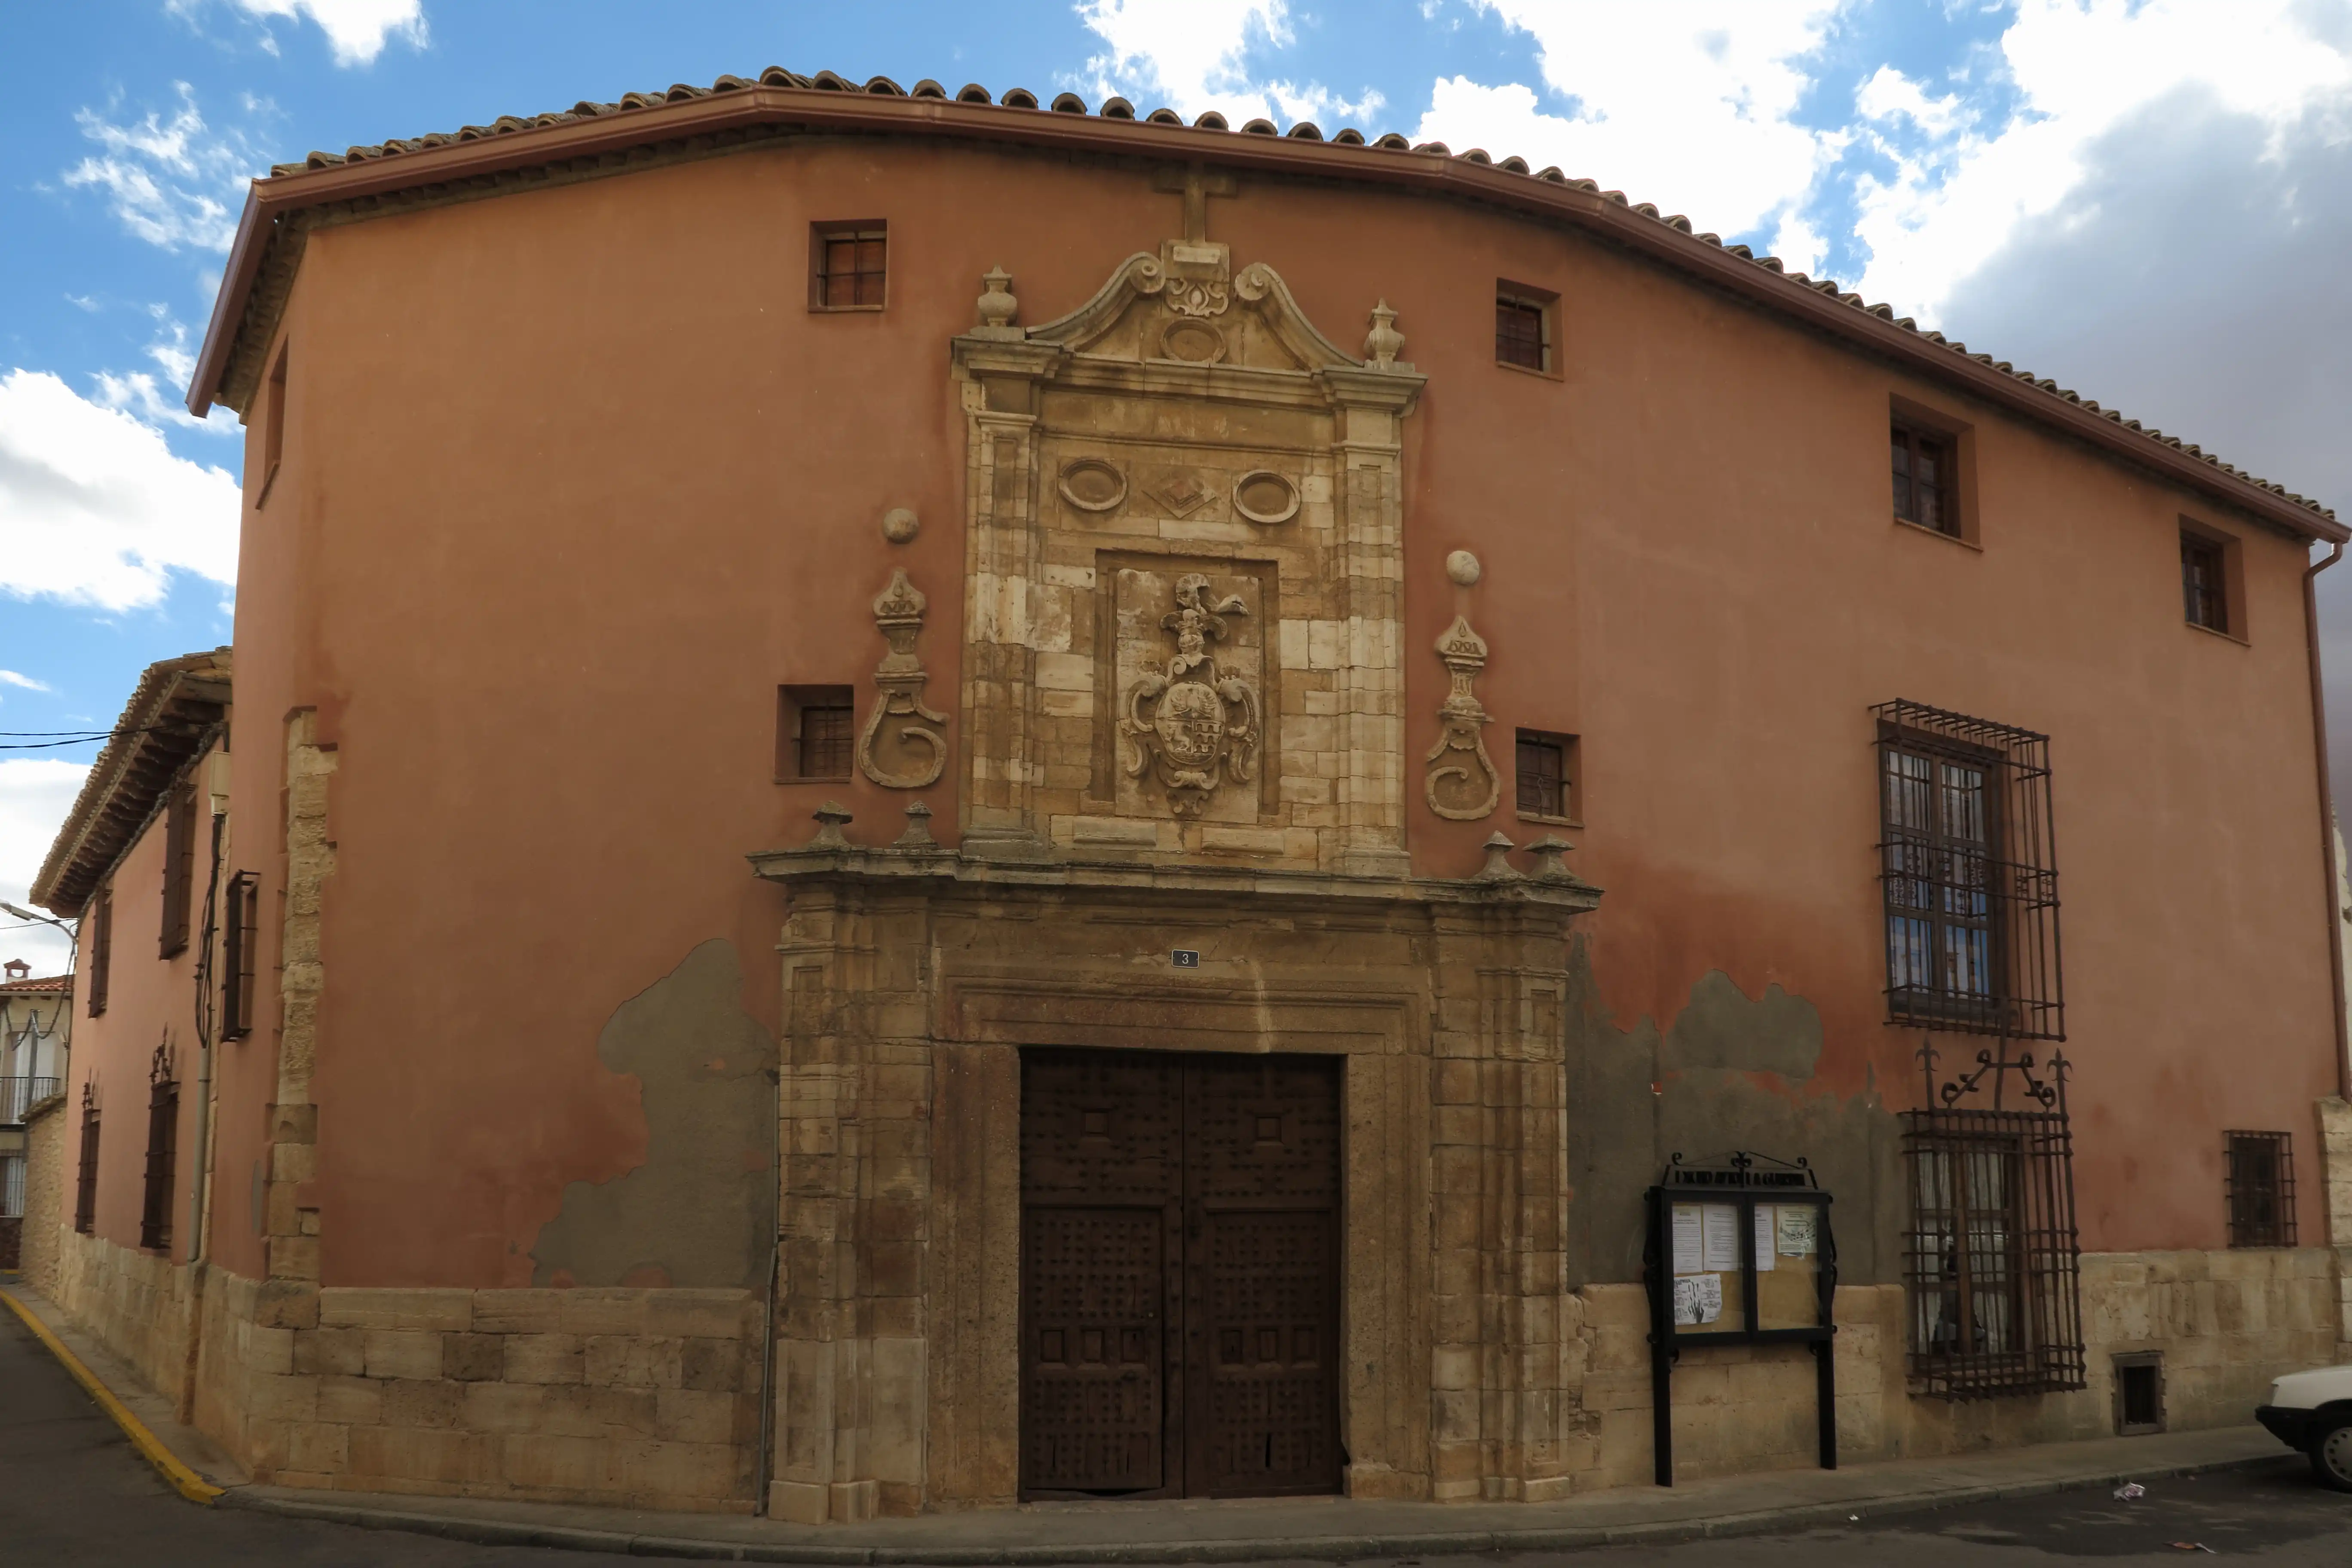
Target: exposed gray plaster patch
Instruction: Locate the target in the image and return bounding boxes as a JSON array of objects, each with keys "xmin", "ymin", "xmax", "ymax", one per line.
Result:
[
  {"xmin": 531, "ymin": 938, "xmax": 778, "ymax": 1288},
  {"xmin": 1565, "ymin": 943, "xmax": 1902, "ymax": 1290}
]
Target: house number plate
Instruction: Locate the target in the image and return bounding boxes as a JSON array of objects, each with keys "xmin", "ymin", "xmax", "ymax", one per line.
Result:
[{"xmin": 1171, "ymin": 949, "xmax": 1200, "ymax": 968}]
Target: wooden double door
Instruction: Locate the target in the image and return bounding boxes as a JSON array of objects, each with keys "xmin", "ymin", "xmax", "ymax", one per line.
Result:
[{"xmin": 1018, "ymin": 1048, "xmax": 1342, "ymax": 1499}]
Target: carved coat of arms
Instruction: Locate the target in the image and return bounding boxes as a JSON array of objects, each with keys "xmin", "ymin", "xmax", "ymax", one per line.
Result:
[{"xmin": 1120, "ymin": 574, "xmax": 1261, "ymax": 818}]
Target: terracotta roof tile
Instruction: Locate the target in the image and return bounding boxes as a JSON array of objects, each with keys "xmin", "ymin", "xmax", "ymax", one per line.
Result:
[
  {"xmin": 0, "ymin": 974, "xmax": 69, "ymax": 995},
  {"xmin": 235, "ymin": 69, "xmax": 2332, "ymax": 526}
]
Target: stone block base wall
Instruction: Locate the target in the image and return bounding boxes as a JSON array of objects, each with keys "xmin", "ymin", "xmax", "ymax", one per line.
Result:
[
  {"xmin": 184, "ymin": 1280, "xmax": 768, "ymax": 1510},
  {"xmin": 2321, "ymin": 1097, "xmax": 2352, "ymax": 1344},
  {"xmin": 53, "ymin": 1228, "xmax": 194, "ymax": 1402},
  {"xmin": 19, "ymin": 1095, "xmax": 71, "ymax": 1301}
]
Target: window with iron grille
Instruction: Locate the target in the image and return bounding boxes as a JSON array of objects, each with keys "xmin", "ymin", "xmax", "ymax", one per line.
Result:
[
  {"xmin": 0, "ymin": 1152, "xmax": 23, "ymax": 1220},
  {"xmin": 86, "ymin": 884, "xmax": 111, "ymax": 1017},
  {"xmin": 1902, "ymin": 1104, "xmax": 2086, "ymax": 1399},
  {"xmin": 1875, "ymin": 701, "xmax": 2064, "ymax": 1041},
  {"xmin": 1495, "ymin": 291, "xmax": 1549, "ymax": 372},
  {"xmin": 810, "ymin": 222, "xmax": 887, "ymax": 310},
  {"xmin": 2223, "ymin": 1130, "xmax": 2296, "ymax": 1247},
  {"xmin": 74, "ymin": 1093, "xmax": 99, "ymax": 1234},
  {"xmin": 139, "ymin": 1048, "xmax": 178, "ymax": 1253},
  {"xmin": 2181, "ymin": 532, "xmax": 2229, "ymax": 633},
  {"xmin": 222, "ymin": 871, "xmax": 259, "ymax": 1041},
  {"xmin": 1515, "ymin": 729, "xmax": 1577, "ymax": 820},
  {"xmin": 1892, "ymin": 420, "xmax": 1958, "ymax": 536},
  {"xmin": 777, "ymin": 686, "xmax": 856, "ymax": 781},
  {"xmin": 160, "ymin": 780, "xmax": 196, "ymax": 958}
]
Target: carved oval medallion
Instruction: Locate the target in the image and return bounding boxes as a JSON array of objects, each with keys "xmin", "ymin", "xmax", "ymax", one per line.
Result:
[
  {"xmin": 1232, "ymin": 469, "xmax": 1302, "ymax": 525},
  {"xmin": 1153, "ymin": 680, "xmax": 1227, "ymax": 768},
  {"xmin": 1057, "ymin": 458, "xmax": 1128, "ymax": 513},
  {"xmin": 1158, "ymin": 318, "xmax": 1228, "ymax": 364}
]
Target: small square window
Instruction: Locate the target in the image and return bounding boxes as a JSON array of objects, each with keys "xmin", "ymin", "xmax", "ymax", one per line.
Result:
[
  {"xmin": 2181, "ymin": 531, "xmax": 2229, "ymax": 633},
  {"xmin": 1892, "ymin": 419, "xmax": 1959, "ymax": 536},
  {"xmin": 1495, "ymin": 286, "xmax": 1552, "ymax": 372},
  {"xmin": 810, "ymin": 221, "xmax": 887, "ymax": 311},
  {"xmin": 777, "ymin": 686, "xmax": 856, "ymax": 781},
  {"xmin": 2114, "ymin": 1352, "xmax": 2165, "ymax": 1435},
  {"xmin": 1515, "ymin": 730, "xmax": 1577, "ymax": 822}
]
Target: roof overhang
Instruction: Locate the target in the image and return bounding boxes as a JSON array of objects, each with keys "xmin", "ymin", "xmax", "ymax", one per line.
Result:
[
  {"xmin": 187, "ymin": 83, "xmax": 2344, "ymax": 543},
  {"xmin": 29, "ymin": 649, "xmax": 232, "ymax": 918}
]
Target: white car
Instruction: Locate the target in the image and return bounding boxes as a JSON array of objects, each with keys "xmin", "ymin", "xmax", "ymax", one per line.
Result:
[{"xmin": 2258, "ymin": 1368, "xmax": 2352, "ymax": 1490}]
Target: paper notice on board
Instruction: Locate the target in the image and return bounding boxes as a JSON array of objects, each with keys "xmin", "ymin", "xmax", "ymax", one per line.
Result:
[
  {"xmin": 1701, "ymin": 1203, "xmax": 1741, "ymax": 1271},
  {"xmin": 1776, "ymin": 1205, "xmax": 1818, "ymax": 1258},
  {"xmin": 1672, "ymin": 1273, "xmax": 1724, "ymax": 1326},
  {"xmin": 1672, "ymin": 1204, "xmax": 1703, "ymax": 1274},
  {"xmin": 1753, "ymin": 1205, "xmax": 1776, "ymax": 1271}
]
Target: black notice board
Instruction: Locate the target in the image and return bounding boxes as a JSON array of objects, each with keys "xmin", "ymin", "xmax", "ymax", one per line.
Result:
[{"xmin": 1640, "ymin": 1152, "xmax": 1839, "ymax": 1486}]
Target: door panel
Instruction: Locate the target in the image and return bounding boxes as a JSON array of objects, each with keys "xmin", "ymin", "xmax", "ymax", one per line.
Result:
[{"xmin": 1020, "ymin": 1048, "xmax": 1342, "ymax": 1500}]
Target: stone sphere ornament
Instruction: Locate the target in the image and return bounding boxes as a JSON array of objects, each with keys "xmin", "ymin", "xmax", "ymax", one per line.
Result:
[
  {"xmin": 1445, "ymin": 549, "xmax": 1482, "ymax": 587},
  {"xmin": 882, "ymin": 508, "xmax": 920, "ymax": 544}
]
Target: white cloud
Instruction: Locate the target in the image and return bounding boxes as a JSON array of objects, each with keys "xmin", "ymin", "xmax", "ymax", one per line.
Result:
[
  {"xmin": 63, "ymin": 84, "xmax": 256, "ymax": 253},
  {"xmin": 173, "ymin": 0, "xmax": 427, "ymax": 65},
  {"xmin": 94, "ymin": 313, "xmax": 240, "ymax": 435},
  {"xmin": 0, "ymin": 672, "xmax": 53, "ymax": 693},
  {"xmin": 1077, "ymin": 0, "xmax": 1385, "ymax": 127},
  {"xmin": 0, "ymin": 369, "xmax": 242, "ymax": 612},
  {"xmin": 1852, "ymin": 0, "xmax": 2352, "ymax": 321},
  {"xmin": 1414, "ymin": 2, "xmax": 1845, "ymax": 237},
  {"xmin": 0, "ymin": 759, "xmax": 89, "ymax": 974}
]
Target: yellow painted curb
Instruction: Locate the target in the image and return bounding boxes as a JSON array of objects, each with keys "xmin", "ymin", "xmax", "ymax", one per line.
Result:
[{"xmin": 0, "ymin": 1286, "xmax": 223, "ymax": 1505}]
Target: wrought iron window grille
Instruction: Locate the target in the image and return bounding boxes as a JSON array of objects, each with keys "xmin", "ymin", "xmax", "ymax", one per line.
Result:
[
  {"xmin": 74, "ymin": 1081, "xmax": 99, "ymax": 1234},
  {"xmin": 1874, "ymin": 700, "xmax": 2064, "ymax": 1041},
  {"xmin": 1901, "ymin": 1036, "xmax": 2086, "ymax": 1400},
  {"xmin": 2223, "ymin": 1130, "xmax": 2296, "ymax": 1248}
]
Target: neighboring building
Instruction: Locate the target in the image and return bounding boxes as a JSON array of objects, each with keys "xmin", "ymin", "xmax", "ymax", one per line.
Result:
[
  {"xmin": 0, "ymin": 959, "xmax": 71, "ymax": 1269},
  {"xmin": 24, "ymin": 72, "xmax": 2348, "ymax": 1519},
  {"xmin": 23, "ymin": 649, "xmax": 230, "ymax": 1399}
]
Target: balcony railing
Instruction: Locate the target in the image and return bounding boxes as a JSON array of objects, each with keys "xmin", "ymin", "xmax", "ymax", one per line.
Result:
[{"xmin": 0, "ymin": 1077, "xmax": 61, "ymax": 1125}]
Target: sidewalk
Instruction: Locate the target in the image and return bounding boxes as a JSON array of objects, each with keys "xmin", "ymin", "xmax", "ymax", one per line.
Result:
[{"xmin": 0, "ymin": 1276, "xmax": 2300, "ymax": 1564}]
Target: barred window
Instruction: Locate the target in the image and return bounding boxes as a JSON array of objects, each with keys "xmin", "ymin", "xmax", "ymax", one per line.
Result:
[
  {"xmin": 139, "ymin": 1048, "xmax": 178, "ymax": 1253},
  {"xmin": 1515, "ymin": 730, "xmax": 1576, "ymax": 820},
  {"xmin": 1902, "ymin": 1105, "xmax": 2085, "ymax": 1399},
  {"xmin": 221, "ymin": 871, "xmax": 259, "ymax": 1041},
  {"xmin": 1876, "ymin": 701, "xmax": 2063, "ymax": 1041},
  {"xmin": 1495, "ymin": 291, "xmax": 1549, "ymax": 371},
  {"xmin": 2223, "ymin": 1130, "xmax": 2295, "ymax": 1247},
  {"xmin": 74, "ymin": 1095, "xmax": 99, "ymax": 1234},
  {"xmin": 810, "ymin": 222, "xmax": 887, "ymax": 310},
  {"xmin": 776, "ymin": 686, "xmax": 856, "ymax": 781},
  {"xmin": 2181, "ymin": 532, "xmax": 2229, "ymax": 633}
]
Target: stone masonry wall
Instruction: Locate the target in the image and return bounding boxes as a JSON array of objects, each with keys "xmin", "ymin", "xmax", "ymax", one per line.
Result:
[
  {"xmin": 17, "ymin": 1091, "xmax": 67, "ymax": 1300},
  {"xmin": 2319, "ymin": 1096, "xmax": 2352, "ymax": 1345},
  {"xmin": 53, "ymin": 1228, "xmax": 193, "ymax": 1401},
  {"xmin": 1548, "ymin": 1252, "xmax": 2337, "ymax": 1490},
  {"xmin": 187, "ymin": 1279, "xmax": 766, "ymax": 1509}
]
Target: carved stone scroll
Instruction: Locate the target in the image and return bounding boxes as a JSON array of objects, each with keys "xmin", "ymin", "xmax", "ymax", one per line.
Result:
[
  {"xmin": 1119, "ymin": 573, "xmax": 1262, "ymax": 818},
  {"xmin": 1424, "ymin": 614, "xmax": 1500, "ymax": 820},
  {"xmin": 859, "ymin": 568, "xmax": 949, "ymax": 789}
]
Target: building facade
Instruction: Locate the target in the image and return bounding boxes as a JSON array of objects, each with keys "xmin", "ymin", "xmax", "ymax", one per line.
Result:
[
  {"xmin": 0, "ymin": 960, "xmax": 72, "ymax": 1270},
  {"xmin": 23, "ymin": 71, "xmax": 2352, "ymax": 1518}
]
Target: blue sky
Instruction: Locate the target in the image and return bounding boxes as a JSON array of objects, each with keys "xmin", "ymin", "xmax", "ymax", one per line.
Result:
[{"xmin": 6, "ymin": 0, "xmax": 2352, "ymax": 970}]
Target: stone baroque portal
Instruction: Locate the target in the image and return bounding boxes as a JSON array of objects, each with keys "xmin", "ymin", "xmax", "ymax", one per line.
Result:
[{"xmin": 951, "ymin": 236, "xmax": 1425, "ymax": 873}]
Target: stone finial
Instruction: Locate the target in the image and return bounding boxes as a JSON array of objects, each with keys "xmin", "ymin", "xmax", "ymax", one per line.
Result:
[
  {"xmin": 1474, "ymin": 831, "xmax": 1525, "ymax": 882},
  {"xmin": 1363, "ymin": 299, "xmax": 1404, "ymax": 368},
  {"xmin": 882, "ymin": 507, "xmax": 919, "ymax": 545},
  {"xmin": 808, "ymin": 801, "xmax": 854, "ymax": 851},
  {"xmin": 1445, "ymin": 549, "xmax": 1482, "ymax": 587},
  {"xmin": 974, "ymin": 266, "xmax": 1020, "ymax": 335},
  {"xmin": 894, "ymin": 800, "xmax": 937, "ymax": 850},
  {"xmin": 1523, "ymin": 833, "xmax": 1579, "ymax": 884}
]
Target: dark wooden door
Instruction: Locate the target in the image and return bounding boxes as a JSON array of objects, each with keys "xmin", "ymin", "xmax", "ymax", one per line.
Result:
[{"xmin": 1020, "ymin": 1049, "xmax": 1341, "ymax": 1500}]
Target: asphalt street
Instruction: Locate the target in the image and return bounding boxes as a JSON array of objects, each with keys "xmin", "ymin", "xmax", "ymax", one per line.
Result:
[{"xmin": 2, "ymin": 1301, "xmax": 2348, "ymax": 1565}]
